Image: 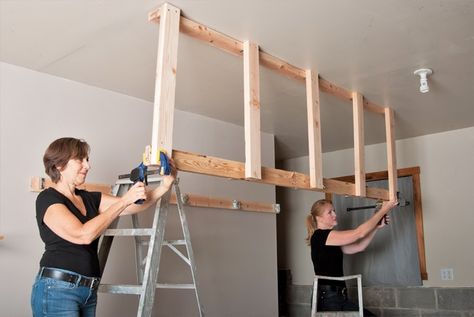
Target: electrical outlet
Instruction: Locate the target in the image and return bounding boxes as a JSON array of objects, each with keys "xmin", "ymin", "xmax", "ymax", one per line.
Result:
[{"xmin": 440, "ymin": 268, "xmax": 454, "ymax": 280}]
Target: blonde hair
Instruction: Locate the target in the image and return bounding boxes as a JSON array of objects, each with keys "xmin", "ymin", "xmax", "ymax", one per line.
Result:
[{"xmin": 305, "ymin": 199, "xmax": 333, "ymax": 245}]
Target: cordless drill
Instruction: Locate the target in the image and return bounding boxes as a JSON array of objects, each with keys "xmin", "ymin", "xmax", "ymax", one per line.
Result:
[
  {"xmin": 129, "ymin": 151, "xmax": 171, "ymax": 204},
  {"xmin": 130, "ymin": 162, "xmax": 148, "ymax": 204}
]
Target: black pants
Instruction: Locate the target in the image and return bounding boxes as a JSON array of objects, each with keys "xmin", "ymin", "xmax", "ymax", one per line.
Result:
[{"xmin": 315, "ymin": 285, "xmax": 376, "ymax": 316}]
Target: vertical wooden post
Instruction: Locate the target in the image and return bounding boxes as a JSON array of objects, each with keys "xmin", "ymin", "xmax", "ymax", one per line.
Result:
[
  {"xmin": 384, "ymin": 107, "xmax": 397, "ymax": 200},
  {"xmin": 352, "ymin": 92, "xmax": 366, "ymax": 196},
  {"xmin": 150, "ymin": 3, "xmax": 181, "ymax": 164},
  {"xmin": 243, "ymin": 41, "xmax": 261, "ymax": 179},
  {"xmin": 305, "ymin": 70, "xmax": 323, "ymax": 189}
]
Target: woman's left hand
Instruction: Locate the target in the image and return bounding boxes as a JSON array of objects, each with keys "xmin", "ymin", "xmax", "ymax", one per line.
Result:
[
  {"xmin": 377, "ymin": 214, "xmax": 391, "ymax": 228},
  {"xmin": 161, "ymin": 157, "xmax": 177, "ymax": 189}
]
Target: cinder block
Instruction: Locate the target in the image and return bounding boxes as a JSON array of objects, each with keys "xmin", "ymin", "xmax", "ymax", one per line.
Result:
[
  {"xmin": 437, "ymin": 288, "xmax": 474, "ymax": 310},
  {"xmin": 287, "ymin": 285, "xmax": 312, "ymax": 304},
  {"xmin": 363, "ymin": 287, "xmax": 396, "ymax": 308},
  {"xmin": 287, "ymin": 303, "xmax": 310, "ymax": 317},
  {"xmin": 382, "ymin": 308, "xmax": 421, "ymax": 316},
  {"xmin": 420, "ymin": 310, "xmax": 463, "ymax": 317},
  {"xmin": 397, "ymin": 288, "xmax": 436, "ymax": 309}
]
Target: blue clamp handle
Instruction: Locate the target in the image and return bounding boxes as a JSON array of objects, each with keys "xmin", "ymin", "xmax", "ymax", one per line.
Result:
[{"xmin": 159, "ymin": 151, "xmax": 171, "ymax": 176}]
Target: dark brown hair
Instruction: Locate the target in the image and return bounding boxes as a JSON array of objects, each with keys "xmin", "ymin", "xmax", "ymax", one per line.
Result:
[
  {"xmin": 43, "ymin": 137, "xmax": 90, "ymax": 183},
  {"xmin": 305, "ymin": 199, "xmax": 333, "ymax": 245}
]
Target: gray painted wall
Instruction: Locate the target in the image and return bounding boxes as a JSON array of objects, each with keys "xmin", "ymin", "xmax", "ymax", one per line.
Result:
[{"xmin": 0, "ymin": 62, "xmax": 278, "ymax": 316}]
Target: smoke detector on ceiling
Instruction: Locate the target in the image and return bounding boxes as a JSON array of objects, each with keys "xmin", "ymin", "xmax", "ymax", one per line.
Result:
[{"xmin": 413, "ymin": 68, "xmax": 433, "ymax": 93}]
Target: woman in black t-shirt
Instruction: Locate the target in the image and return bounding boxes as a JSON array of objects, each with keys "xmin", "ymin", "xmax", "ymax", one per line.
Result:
[
  {"xmin": 305, "ymin": 198, "xmax": 396, "ymax": 314},
  {"xmin": 31, "ymin": 137, "xmax": 176, "ymax": 317}
]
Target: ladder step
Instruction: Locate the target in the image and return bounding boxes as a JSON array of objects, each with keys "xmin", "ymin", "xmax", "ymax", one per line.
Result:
[
  {"xmin": 164, "ymin": 239, "xmax": 186, "ymax": 245},
  {"xmin": 157, "ymin": 283, "xmax": 195, "ymax": 289},
  {"xmin": 103, "ymin": 228, "xmax": 154, "ymax": 236},
  {"xmin": 99, "ymin": 284, "xmax": 142, "ymax": 295},
  {"xmin": 314, "ymin": 313, "xmax": 360, "ymax": 317},
  {"xmin": 99, "ymin": 283, "xmax": 196, "ymax": 294}
]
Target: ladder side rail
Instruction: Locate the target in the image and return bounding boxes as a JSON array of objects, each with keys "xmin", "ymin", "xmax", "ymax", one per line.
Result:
[
  {"xmin": 137, "ymin": 190, "xmax": 171, "ymax": 317},
  {"xmin": 132, "ymin": 214, "xmax": 146, "ymax": 283},
  {"xmin": 174, "ymin": 182, "xmax": 204, "ymax": 317},
  {"xmin": 98, "ymin": 183, "xmax": 124, "ymax": 274}
]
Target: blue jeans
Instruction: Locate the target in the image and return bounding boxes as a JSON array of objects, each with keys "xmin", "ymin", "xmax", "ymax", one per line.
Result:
[
  {"xmin": 315, "ymin": 287, "xmax": 376, "ymax": 316},
  {"xmin": 31, "ymin": 268, "xmax": 98, "ymax": 317}
]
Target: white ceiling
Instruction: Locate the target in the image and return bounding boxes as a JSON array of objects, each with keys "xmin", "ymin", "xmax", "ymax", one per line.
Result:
[{"xmin": 2, "ymin": 0, "xmax": 473, "ymax": 160}]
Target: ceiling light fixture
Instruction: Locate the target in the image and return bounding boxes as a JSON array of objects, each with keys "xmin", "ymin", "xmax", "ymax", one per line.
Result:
[{"xmin": 413, "ymin": 68, "xmax": 433, "ymax": 93}]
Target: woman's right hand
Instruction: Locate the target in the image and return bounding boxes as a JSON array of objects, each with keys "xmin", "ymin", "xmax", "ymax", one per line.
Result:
[
  {"xmin": 381, "ymin": 199, "xmax": 398, "ymax": 212},
  {"xmin": 122, "ymin": 182, "xmax": 147, "ymax": 206}
]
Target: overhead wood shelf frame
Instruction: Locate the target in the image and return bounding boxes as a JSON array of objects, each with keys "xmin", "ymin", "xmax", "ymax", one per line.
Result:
[{"xmin": 146, "ymin": 3, "xmax": 398, "ymax": 201}]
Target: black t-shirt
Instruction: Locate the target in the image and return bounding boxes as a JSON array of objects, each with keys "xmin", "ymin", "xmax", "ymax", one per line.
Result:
[
  {"xmin": 36, "ymin": 187, "xmax": 102, "ymax": 277},
  {"xmin": 311, "ymin": 229, "xmax": 345, "ymax": 287}
]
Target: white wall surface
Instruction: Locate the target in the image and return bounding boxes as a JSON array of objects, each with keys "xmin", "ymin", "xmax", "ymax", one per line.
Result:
[
  {"xmin": 278, "ymin": 126, "xmax": 474, "ymax": 287},
  {"xmin": 0, "ymin": 62, "xmax": 278, "ymax": 316}
]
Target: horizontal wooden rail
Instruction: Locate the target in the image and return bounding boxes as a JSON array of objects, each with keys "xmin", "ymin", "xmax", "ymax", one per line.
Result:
[
  {"xmin": 30, "ymin": 177, "xmax": 278, "ymax": 214},
  {"xmin": 30, "ymin": 176, "xmax": 112, "ymax": 194},
  {"xmin": 148, "ymin": 8, "xmax": 385, "ymax": 115},
  {"xmin": 171, "ymin": 150, "xmax": 389, "ymax": 200}
]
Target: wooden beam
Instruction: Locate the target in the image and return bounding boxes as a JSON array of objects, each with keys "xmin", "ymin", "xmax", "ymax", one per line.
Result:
[
  {"xmin": 412, "ymin": 172, "xmax": 428, "ymax": 280},
  {"xmin": 243, "ymin": 41, "xmax": 262, "ymax": 179},
  {"xmin": 170, "ymin": 193, "xmax": 276, "ymax": 213},
  {"xmin": 150, "ymin": 3, "xmax": 181, "ymax": 163},
  {"xmin": 30, "ymin": 177, "xmax": 277, "ymax": 214},
  {"xmin": 30, "ymin": 176, "xmax": 112, "ymax": 194},
  {"xmin": 148, "ymin": 7, "xmax": 386, "ymax": 115},
  {"xmin": 384, "ymin": 107, "xmax": 397, "ymax": 200},
  {"xmin": 305, "ymin": 69, "xmax": 323, "ymax": 189},
  {"xmin": 332, "ymin": 167, "xmax": 420, "ymax": 183},
  {"xmin": 172, "ymin": 149, "xmax": 389, "ymax": 200},
  {"xmin": 352, "ymin": 91, "xmax": 366, "ymax": 196}
]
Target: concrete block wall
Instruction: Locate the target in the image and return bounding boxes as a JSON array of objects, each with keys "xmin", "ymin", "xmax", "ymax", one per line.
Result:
[{"xmin": 285, "ymin": 284, "xmax": 474, "ymax": 316}]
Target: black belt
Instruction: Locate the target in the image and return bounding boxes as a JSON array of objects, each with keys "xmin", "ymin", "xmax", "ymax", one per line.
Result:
[
  {"xmin": 318, "ymin": 284, "xmax": 347, "ymax": 296},
  {"xmin": 39, "ymin": 267, "xmax": 100, "ymax": 290}
]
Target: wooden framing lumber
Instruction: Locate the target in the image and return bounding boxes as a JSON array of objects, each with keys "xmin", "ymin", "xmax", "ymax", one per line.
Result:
[
  {"xmin": 29, "ymin": 177, "xmax": 277, "ymax": 214},
  {"xmin": 384, "ymin": 107, "xmax": 397, "ymax": 200},
  {"xmin": 30, "ymin": 176, "xmax": 112, "ymax": 194},
  {"xmin": 352, "ymin": 91, "xmax": 366, "ymax": 196},
  {"xmin": 148, "ymin": 7, "xmax": 386, "ymax": 116},
  {"xmin": 172, "ymin": 149, "xmax": 388, "ymax": 200},
  {"xmin": 412, "ymin": 172, "xmax": 428, "ymax": 280},
  {"xmin": 148, "ymin": 4, "xmax": 394, "ymax": 200},
  {"xmin": 243, "ymin": 41, "xmax": 262, "ymax": 179},
  {"xmin": 305, "ymin": 69, "xmax": 323, "ymax": 189},
  {"xmin": 150, "ymin": 3, "xmax": 181, "ymax": 163}
]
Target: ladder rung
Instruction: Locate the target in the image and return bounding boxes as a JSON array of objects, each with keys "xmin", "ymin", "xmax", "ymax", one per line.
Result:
[
  {"xmin": 164, "ymin": 239, "xmax": 186, "ymax": 245},
  {"xmin": 103, "ymin": 228, "xmax": 154, "ymax": 236},
  {"xmin": 99, "ymin": 284, "xmax": 142, "ymax": 295},
  {"xmin": 157, "ymin": 283, "xmax": 195, "ymax": 289}
]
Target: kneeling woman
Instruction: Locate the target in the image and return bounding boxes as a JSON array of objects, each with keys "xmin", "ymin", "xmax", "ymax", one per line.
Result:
[{"xmin": 306, "ymin": 198, "xmax": 396, "ymax": 315}]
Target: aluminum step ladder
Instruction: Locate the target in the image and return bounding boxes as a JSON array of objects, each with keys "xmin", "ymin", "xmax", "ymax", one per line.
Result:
[{"xmin": 97, "ymin": 175, "xmax": 204, "ymax": 317}]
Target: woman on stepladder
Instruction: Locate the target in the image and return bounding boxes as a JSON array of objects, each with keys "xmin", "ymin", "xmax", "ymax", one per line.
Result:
[
  {"xmin": 306, "ymin": 198, "xmax": 397, "ymax": 316},
  {"xmin": 31, "ymin": 137, "xmax": 176, "ymax": 317}
]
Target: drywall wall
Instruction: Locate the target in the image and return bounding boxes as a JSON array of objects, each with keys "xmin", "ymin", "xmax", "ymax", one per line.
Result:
[
  {"xmin": 0, "ymin": 62, "xmax": 278, "ymax": 316},
  {"xmin": 277, "ymin": 126, "xmax": 474, "ymax": 287}
]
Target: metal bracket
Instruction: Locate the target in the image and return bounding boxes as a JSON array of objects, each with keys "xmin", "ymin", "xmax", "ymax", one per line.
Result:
[
  {"xmin": 273, "ymin": 204, "xmax": 281, "ymax": 214},
  {"xmin": 232, "ymin": 200, "xmax": 241, "ymax": 210},
  {"xmin": 180, "ymin": 193, "xmax": 189, "ymax": 205}
]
